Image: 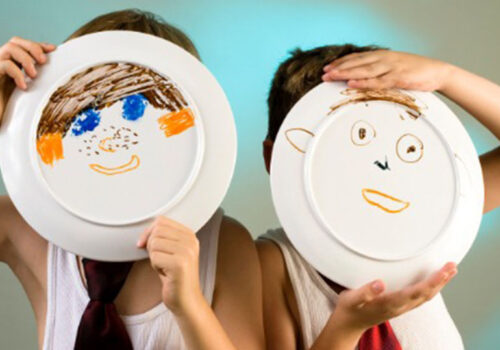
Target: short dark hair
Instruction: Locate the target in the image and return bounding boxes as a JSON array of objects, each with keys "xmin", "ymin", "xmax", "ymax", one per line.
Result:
[{"xmin": 266, "ymin": 44, "xmax": 382, "ymax": 141}]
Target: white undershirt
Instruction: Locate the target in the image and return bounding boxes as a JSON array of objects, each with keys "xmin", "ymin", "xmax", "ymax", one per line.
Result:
[{"xmin": 42, "ymin": 209, "xmax": 223, "ymax": 350}]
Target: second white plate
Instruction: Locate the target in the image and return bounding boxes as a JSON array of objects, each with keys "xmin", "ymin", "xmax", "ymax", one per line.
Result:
[{"xmin": 271, "ymin": 82, "xmax": 483, "ymax": 290}]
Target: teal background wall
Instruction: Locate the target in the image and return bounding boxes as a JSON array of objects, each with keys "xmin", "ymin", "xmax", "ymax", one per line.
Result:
[{"xmin": 1, "ymin": 0, "xmax": 500, "ymax": 348}]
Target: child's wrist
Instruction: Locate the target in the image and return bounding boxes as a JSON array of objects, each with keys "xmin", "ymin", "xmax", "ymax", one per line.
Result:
[
  {"xmin": 172, "ymin": 292, "xmax": 212, "ymax": 334},
  {"xmin": 327, "ymin": 312, "xmax": 366, "ymax": 347},
  {"xmin": 169, "ymin": 289, "xmax": 207, "ymax": 318},
  {"xmin": 437, "ymin": 62, "xmax": 459, "ymax": 93}
]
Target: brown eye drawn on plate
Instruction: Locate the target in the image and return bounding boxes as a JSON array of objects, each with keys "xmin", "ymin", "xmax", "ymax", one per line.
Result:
[
  {"xmin": 351, "ymin": 120, "xmax": 376, "ymax": 146},
  {"xmin": 396, "ymin": 133, "xmax": 424, "ymax": 163}
]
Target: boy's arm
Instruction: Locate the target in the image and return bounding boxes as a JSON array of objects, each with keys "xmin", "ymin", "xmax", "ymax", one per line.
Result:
[
  {"xmin": 440, "ymin": 67, "xmax": 500, "ymax": 213},
  {"xmin": 137, "ymin": 216, "xmax": 264, "ymax": 350},
  {"xmin": 322, "ymin": 50, "xmax": 500, "ymax": 213},
  {"xmin": 0, "ymin": 38, "xmax": 54, "ymax": 261},
  {"xmin": 208, "ymin": 217, "xmax": 265, "ymax": 350},
  {"xmin": 256, "ymin": 239, "xmax": 301, "ymax": 349}
]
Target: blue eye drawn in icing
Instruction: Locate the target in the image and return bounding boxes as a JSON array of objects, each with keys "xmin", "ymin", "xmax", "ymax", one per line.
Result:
[
  {"xmin": 122, "ymin": 94, "xmax": 148, "ymax": 121},
  {"xmin": 71, "ymin": 108, "xmax": 101, "ymax": 136}
]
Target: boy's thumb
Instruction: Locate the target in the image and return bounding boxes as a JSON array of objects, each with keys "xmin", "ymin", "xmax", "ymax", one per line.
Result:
[{"xmin": 348, "ymin": 280, "xmax": 385, "ymax": 308}]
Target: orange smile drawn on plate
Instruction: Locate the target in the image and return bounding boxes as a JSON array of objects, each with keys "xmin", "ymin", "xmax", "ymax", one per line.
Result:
[
  {"xmin": 361, "ymin": 188, "xmax": 410, "ymax": 213},
  {"xmin": 89, "ymin": 154, "xmax": 140, "ymax": 176}
]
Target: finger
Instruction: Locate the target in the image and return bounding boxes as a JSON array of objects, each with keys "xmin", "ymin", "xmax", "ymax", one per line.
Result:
[
  {"xmin": 150, "ymin": 225, "xmax": 193, "ymax": 244},
  {"xmin": 323, "ymin": 63, "xmax": 391, "ymax": 82},
  {"xmin": 410, "ymin": 263, "xmax": 457, "ymax": 297},
  {"xmin": 152, "ymin": 215, "xmax": 193, "ymax": 233},
  {"xmin": 4, "ymin": 44, "xmax": 37, "ymax": 78},
  {"xmin": 136, "ymin": 224, "xmax": 154, "ymax": 248},
  {"xmin": 346, "ymin": 75, "xmax": 395, "ymax": 90},
  {"xmin": 324, "ymin": 52, "xmax": 380, "ymax": 72},
  {"xmin": 9, "ymin": 37, "xmax": 47, "ymax": 64},
  {"xmin": 324, "ymin": 52, "xmax": 371, "ymax": 71},
  {"xmin": 407, "ymin": 263, "xmax": 457, "ymax": 302},
  {"xmin": 0, "ymin": 61, "xmax": 26, "ymax": 89},
  {"xmin": 149, "ymin": 252, "xmax": 177, "ymax": 276},
  {"xmin": 151, "ymin": 239, "xmax": 196, "ymax": 258},
  {"xmin": 380, "ymin": 263, "xmax": 457, "ymax": 311},
  {"xmin": 138, "ymin": 217, "xmax": 195, "ymax": 248},
  {"xmin": 40, "ymin": 43, "xmax": 56, "ymax": 52},
  {"xmin": 344, "ymin": 280, "xmax": 385, "ymax": 308},
  {"xmin": 147, "ymin": 236, "xmax": 174, "ymax": 254}
]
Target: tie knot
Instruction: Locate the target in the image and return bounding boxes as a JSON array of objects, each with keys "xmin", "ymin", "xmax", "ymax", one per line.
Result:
[{"xmin": 82, "ymin": 258, "xmax": 134, "ymax": 302}]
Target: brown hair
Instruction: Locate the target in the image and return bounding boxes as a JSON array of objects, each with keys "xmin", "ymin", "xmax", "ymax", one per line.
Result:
[
  {"xmin": 67, "ymin": 9, "xmax": 200, "ymax": 59},
  {"xmin": 35, "ymin": 10, "xmax": 199, "ymax": 166},
  {"xmin": 37, "ymin": 63, "xmax": 189, "ymax": 138},
  {"xmin": 266, "ymin": 44, "xmax": 383, "ymax": 141}
]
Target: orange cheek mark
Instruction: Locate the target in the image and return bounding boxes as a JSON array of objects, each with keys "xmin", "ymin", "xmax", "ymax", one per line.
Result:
[
  {"xmin": 98, "ymin": 137, "xmax": 116, "ymax": 153},
  {"xmin": 89, "ymin": 154, "xmax": 140, "ymax": 176},
  {"xmin": 37, "ymin": 133, "xmax": 64, "ymax": 165},
  {"xmin": 157, "ymin": 107, "xmax": 195, "ymax": 137},
  {"xmin": 361, "ymin": 188, "xmax": 410, "ymax": 214}
]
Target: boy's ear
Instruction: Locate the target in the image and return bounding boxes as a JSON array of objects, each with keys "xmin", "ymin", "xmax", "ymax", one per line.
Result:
[
  {"xmin": 285, "ymin": 128, "xmax": 315, "ymax": 154},
  {"xmin": 263, "ymin": 139, "xmax": 273, "ymax": 174}
]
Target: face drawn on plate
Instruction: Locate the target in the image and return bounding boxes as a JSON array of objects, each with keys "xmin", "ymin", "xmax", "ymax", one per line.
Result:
[
  {"xmin": 35, "ymin": 62, "xmax": 201, "ymax": 225},
  {"xmin": 285, "ymin": 89, "xmax": 457, "ymax": 260}
]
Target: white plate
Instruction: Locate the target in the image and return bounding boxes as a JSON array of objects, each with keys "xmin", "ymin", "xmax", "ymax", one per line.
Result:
[
  {"xmin": 271, "ymin": 83, "xmax": 483, "ymax": 290},
  {"xmin": 0, "ymin": 31, "xmax": 236, "ymax": 261}
]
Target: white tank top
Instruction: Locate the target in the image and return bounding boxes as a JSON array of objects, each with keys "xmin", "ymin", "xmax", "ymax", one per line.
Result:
[
  {"xmin": 261, "ymin": 228, "xmax": 464, "ymax": 350},
  {"xmin": 42, "ymin": 209, "xmax": 223, "ymax": 350}
]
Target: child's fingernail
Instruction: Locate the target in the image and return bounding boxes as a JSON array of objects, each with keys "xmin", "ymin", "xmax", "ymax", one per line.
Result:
[
  {"xmin": 322, "ymin": 73, "xmax": 330, "ymax": 81},
  {"xmin": 371, "ymin": 281, "xmax": 384, "ymax": 293},
  {"xmin": 323, "ymin": 65, "xmax": 332, "ymax": 72}
]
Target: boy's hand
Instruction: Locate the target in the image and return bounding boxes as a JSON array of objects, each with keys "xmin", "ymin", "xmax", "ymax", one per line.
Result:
[
  {"xmin": 0, "ymin": 37, "xmax": 56, "ymax": 121},
  {"xmin": 330, "ymin": 262, "xmax": 457, "ymax": 337},
  {"xmin": 322, "ymin": 50, "xmax": 453, "ymax": 92},
  {"xmin": 137, "ymin": 216, "xmax": 204, "ymax": 315}
]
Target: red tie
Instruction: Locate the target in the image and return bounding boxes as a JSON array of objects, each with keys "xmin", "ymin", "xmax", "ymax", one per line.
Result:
[
  {"xmin": 359, "ymin": 321, "xmax": 402, "ymax": 350},
  {"xmin": 74, "ymin": 258, "xmax": 134, "ymax": 350}
]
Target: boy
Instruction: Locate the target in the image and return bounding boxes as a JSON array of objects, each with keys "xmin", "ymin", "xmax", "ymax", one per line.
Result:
[
  {"xmin": 0, "ymin": 9, "xmax": 264, "ymax": 350},
  {"xmin": 258, "ymin": 45, "xmax": 500, "ymax": 349}
]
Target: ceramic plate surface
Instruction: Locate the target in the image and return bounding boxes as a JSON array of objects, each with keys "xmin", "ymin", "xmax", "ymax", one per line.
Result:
[
  {"xmin": 0, "ymin": 31, "xmax": 236, "ymax": 261},
  {"xmin": 271, "ymin": 82, "xmax": 483, "ymax": 290}
]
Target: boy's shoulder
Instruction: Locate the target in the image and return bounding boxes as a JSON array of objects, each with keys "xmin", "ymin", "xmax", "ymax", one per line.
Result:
[
  {"xmin": 215, "ymin": 215, "xmax": 260, "ymax": 287},
  {"xmin": 0, "ymin": 195, "xmax": 46, "ymax": 264},
  {"xmin": 256, "ymin": 232, "xmax": 302, "ymax": 345},
  {"xmin": 256, "ymin": 231, "xmax": 293, "ymax": 295},
  {"xmin": 212, "ymin": 215, "xmax": 263, "ymax": 341},
  {"xmin": 218, "ymin": 215, "xmax": 255, "ymax": 256},
  {"xmin": 256, "ymin": 228, "xmax": 295, "ymax": 277}
]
